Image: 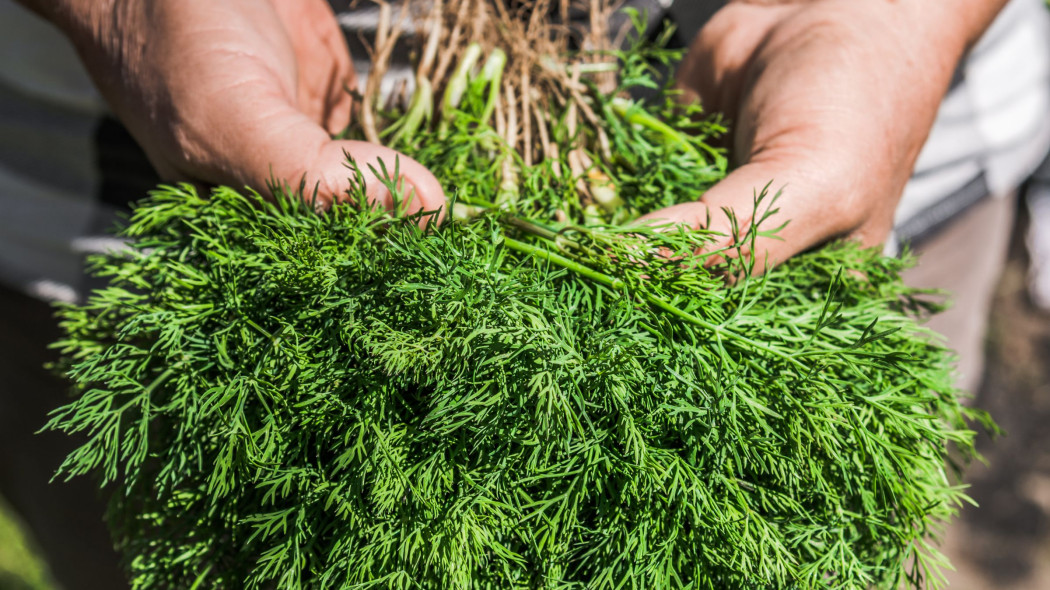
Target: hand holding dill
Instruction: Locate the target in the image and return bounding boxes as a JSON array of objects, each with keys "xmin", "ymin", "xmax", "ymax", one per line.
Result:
[
  {"xmin": 16, "ymin": 0, "xmax": 446, "ymax": 214},
  {"xmin": 35, "ymin": 1, "xmax": 998, "ymax": 588},
  {"xmin": 642, "ymin": 0, "xmax": 1011, "ymax": 267}
]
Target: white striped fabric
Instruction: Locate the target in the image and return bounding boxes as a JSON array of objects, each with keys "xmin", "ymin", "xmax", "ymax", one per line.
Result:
[{"xmin": 895, "ymin": 0, "xmax": 1050, "ymax": 243}]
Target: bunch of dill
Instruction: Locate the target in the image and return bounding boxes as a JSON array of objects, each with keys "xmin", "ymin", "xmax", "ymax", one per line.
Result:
[{"xmin": 48, "ymin": 2, "xmax": 986, "ymax": 589}]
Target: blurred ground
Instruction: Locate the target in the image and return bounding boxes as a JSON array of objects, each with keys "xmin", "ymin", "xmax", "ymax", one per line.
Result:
[
  {"xmin": 1, "ymin": 210, "xmax": 1049, "ymax": 590},
  {"xmin": 941, "ymin": 208, "xmax": 1050, "ymax": 590}
]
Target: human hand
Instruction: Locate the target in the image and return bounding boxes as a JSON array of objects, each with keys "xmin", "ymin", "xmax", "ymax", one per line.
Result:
[
  {"xmin": 30, "ymin": 0, "xmax": 445, "ymax": 219},
  {"xmin": 640, "ymin": 0, "xmax": 1007, "ymax": 267}
]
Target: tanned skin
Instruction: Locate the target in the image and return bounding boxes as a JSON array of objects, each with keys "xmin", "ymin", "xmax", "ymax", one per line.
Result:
[
  {"xmin": 20, "ymin": 0, "xmax": 1010, "ymax": 253},
  {"xmin": 17, "ymin": 0, "xmax": 447, "ymax": 218}
]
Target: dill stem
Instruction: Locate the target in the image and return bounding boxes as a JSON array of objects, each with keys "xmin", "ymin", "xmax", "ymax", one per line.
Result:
[
  {"xmin": 500, "ymin": 215, "xmax": 560, "ymax": 242},
  {"xmin": 439, "ymin": 43, "xmax": 483, "ymax": 135},
  {"xmin": 641, "ymin": 294, "xmax": 805, "ymax": 370},
  {"xmin": 504, "ymin": 235, "xmax": 804, "ymax": 370},
  {"xmin": 478, "ymin": 49, "xmax": 508, "ymax": 126},
  {"xmin": 389, "ymin": 76, "xmax": 433, "ymax": 146},
  {"xmin": 502, "ymin": 236, "xmax": 625, "ymax": 289},
  {"xmin": 610, "ymin": 98, "xmax": 703, "ymax": 162}
]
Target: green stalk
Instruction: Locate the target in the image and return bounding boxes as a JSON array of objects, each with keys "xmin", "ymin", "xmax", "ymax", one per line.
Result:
[
  {"xmin": 502, "ymin": 236, "xmax": 625, "ymax": 290},
  {"xmin": 641, "ymin": 293, "xmax": 805, "ymax": 370},
  {"xmin": 500, "ymin": 215, "xmax": 561, "ymax": 242},
  {"xmin": 477, "ymin": 49, "xmax": 508, "ymax": 127},
  {"xmin": 456, "ymin": 200, "xmax": 592, "ymax": 256},
  {"xmin": 389, "ymin": 76, "xmax": 434, "ymax": 147},
  {"xmin": 439, "ymin": 43, "xmax": 484, "ymax": 134},
  {"xmin": 496, "ymin": 171, "xmax": 519, "ymax": 206},
  {"xmin": 611, "ymin": 98, "xmax": 703, "ymax": 163},
  {"xmin": 503, "ymin": 235, "xmax": 805, "ymax": 370}
]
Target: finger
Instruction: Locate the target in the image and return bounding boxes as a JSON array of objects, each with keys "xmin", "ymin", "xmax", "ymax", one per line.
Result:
[
  {"xmin": 178, "ymin": 81, "xmax": 446, "ymax": 224},
  {"xmin": 637, "ymin": 158, "xmax": 876, "ymax": 271},
  {"xmin": 270, "ymin": 0, "xmax": 356, "ymax": 135},
  {"xmin": 328, "ymin": 140, "xmax": 448, "ymax": 225},
  {"xmin": 243, "ymin": 117, "xmax": 446, "ymax": 223}
]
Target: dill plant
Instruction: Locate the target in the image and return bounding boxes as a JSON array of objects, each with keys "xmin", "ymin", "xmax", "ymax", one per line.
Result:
[{"xmin": 49, "ymin": 1, "xmax": 986, "ymax": 588}]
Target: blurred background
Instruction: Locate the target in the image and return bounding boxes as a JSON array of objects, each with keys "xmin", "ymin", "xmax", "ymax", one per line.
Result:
[{"xmin": 937, "ymin": 207, "xmax": 1050, "ymax": 590}]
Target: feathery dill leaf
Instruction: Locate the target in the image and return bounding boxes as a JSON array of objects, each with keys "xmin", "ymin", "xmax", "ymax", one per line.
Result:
[{"xmin": 48, "ymin": 3, "xmax": 986, "ymax": 589}]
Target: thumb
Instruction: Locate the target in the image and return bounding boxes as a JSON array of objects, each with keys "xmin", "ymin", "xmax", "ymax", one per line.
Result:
[
  {"xmin": 637, "ymin": 160, "xmax": 867, "ymax": 270},
  {"xmin": 312, "ymin": 140, "xmax": 448, "ymax": 225},
  {"xmin": 249, "ymin": 129, "xmax": 447, "ymax": 225}
]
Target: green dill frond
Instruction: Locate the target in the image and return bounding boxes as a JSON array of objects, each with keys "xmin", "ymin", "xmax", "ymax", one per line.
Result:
[
  {"xmin": 49, "ymin": 180, "xmax": 981, "ymax": 589},
  {"xmin": 47, "ymin": 2, "xmax": 986, "ymax": 589}
]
